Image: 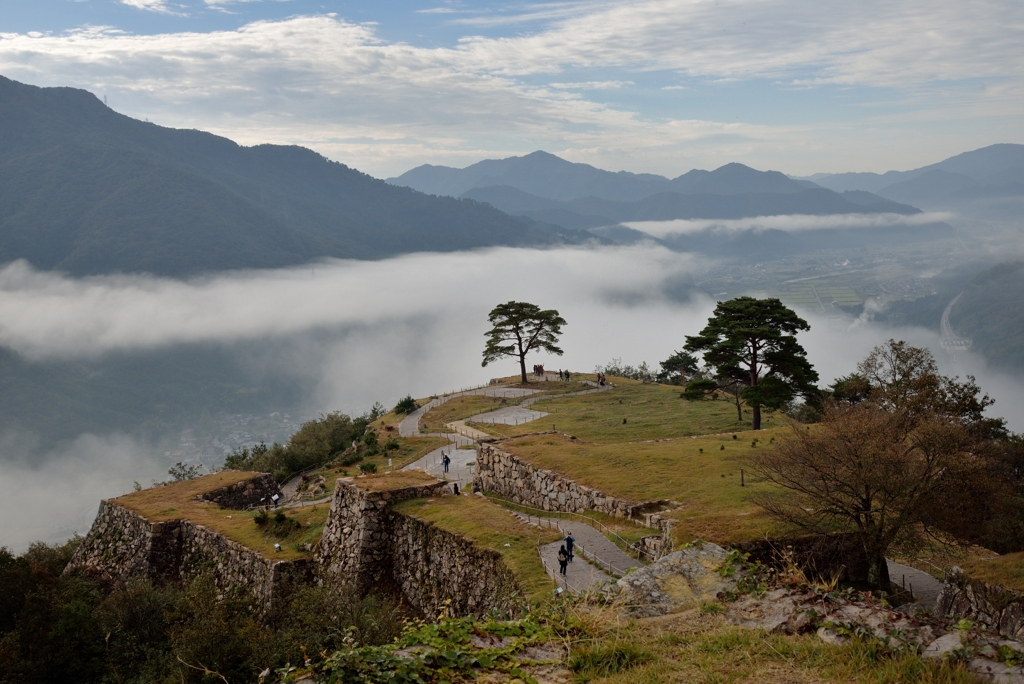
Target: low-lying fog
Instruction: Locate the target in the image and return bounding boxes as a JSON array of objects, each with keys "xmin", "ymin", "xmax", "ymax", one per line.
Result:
[{"xmin": 1, "ymin": 242, "xmax": 1019, "ymax": 550}]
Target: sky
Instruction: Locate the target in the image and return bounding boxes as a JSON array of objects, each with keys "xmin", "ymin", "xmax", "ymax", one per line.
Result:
[{"xmin": 2, "ymin": 0, "xmax": 1023, "ymax": 178}]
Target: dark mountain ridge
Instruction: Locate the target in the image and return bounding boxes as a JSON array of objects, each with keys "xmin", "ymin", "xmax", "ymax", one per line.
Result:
[
  {"xmin": 0, "ymin": 76, "xmax": 588, "ymax": 276},
  {"xmin": 806, "ymin": 144, "xmax": 1024, "ymax": 207},
  {"xmin": 388, "ymin": 151, "xmax": 814, "ymax": 202}
]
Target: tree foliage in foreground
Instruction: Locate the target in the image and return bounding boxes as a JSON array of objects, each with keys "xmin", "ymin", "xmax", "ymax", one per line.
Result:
[
  {"xmin": 752, "ymin": 340, "xmax": 1017, "ymax": 591},
  {"xmin": 482, "ymin": 301, "xmax": 566, "ymax": 383},
  {"xmin": 0, "ymin": 539, "xmax": 402, "ymax": 684},
  {"xmin": 683, "ymin": 297, "xmax": 818, "ymax": 430}
]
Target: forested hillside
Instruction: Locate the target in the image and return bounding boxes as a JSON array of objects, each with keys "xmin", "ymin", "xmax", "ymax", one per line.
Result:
[
  {"xmin": 950, "ymin": 261, "xmax": 1024, "ymax": 370},
  {"xmin": 0, "ymin": 77, "xmax": 585, "ymax": 276}
]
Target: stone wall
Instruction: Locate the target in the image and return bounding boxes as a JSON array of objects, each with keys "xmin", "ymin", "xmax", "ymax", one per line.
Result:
[
  {"xmin": 935, "ymin": 569, "xmax": 1024, "ymax": 639},
  {"xmin": 314, "ymin": 478, "xmax": 524, "ymax": 619},
  {"xmin": 474, "ymin": 441, "xmax": 661, "ymax": 518},
  {"xmin": 179, "ymin": 522, "xmax": 312, "ymax": 608},
  {"xmin": 199, "ymin": 472, "xmax": 281, "ymax": 509},
  {"xmin": 66, "ymin": 501, "xmax": 182, "ymax": 584},
  {"xmin": 389, "ymin": 513, "xmax": 522, "ymax": 619},
  {"xmin": 314, "ymin": 478, "xmax": 451, "ymax": 587},
  {"xmin": 66, "ymin": 500, "xmax": 308, "ymax": 611}
]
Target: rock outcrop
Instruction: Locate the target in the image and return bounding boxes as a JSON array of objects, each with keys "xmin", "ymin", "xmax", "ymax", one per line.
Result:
[
  {"xmin": 614, "ymin": 542, "xmax": 735, "ymax": 617},
  {"xmin": 935, "ymin": 568, "xmax": 1024, "ymax": 640}
]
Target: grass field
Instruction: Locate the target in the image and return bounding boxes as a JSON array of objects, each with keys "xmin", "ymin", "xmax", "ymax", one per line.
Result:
[
  {"xmin": 471, "ymin": 378, "xmax": 760, "ymax": 443},
  {"xmin": 392, "ymin": 494, "xmax": 562, "ymax": 603},
  {"xmin": 115, "ymin": 472, "xmax": 328, "ymax": 560},
  {"xmin": 354, "ymin": 470, "xmax": 440, "ymax": 491},
  {"xmin": 955, "ymin": 551, "xmax": 1024, "ymax": 592},
  {"xmin": 419, "ymin": 395, "xmax": 508, "ymax": 432},
  {"xmin": 499, "ymin": 429, "xmax": 789, "ymax": 545},
  {"xmin": 566, "ymin": 606, "xmax": 977, "ymax": 684}
]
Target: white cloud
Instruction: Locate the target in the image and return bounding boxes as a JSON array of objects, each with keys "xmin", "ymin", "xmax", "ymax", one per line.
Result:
[
  {"xmin": 625, "ymin": 211, "xmax": 955, "ymax": 238},
  {"xmin": 119, "ymin": 0, "xmax": 183, "ymax": 15},
  {"xmin": 0, "ymin": 2, "xmax": 1021, "ymax": 175}
]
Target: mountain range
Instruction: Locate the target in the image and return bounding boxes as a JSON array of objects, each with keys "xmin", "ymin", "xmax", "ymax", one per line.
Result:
[
  {"xmin": 806, "ymin": 144, "xmax": 1024, "ymax": 208},
  {"xmin": 388, "ymin": 152, "xmax": 919, "ymax": 226},
  {"xmin": 0, "ymin": 76, "xmax": 592, "ymax": 277}
]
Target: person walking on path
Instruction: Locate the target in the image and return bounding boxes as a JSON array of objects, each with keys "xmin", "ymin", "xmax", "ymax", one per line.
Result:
[
  {"xmin": 442, "ymin": 453, "xmax": 451, "ymax": 473},
  {"xmin": 564, "ymin": 532, "xmax": 575, "ymax": 562},
  {"xmin": 557, "ymin": 545, "xmax": 569, "ymax": 576}
]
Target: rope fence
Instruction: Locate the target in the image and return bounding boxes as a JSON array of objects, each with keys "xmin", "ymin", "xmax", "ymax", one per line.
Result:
[{"xmin": 488, "ymin": 495, "xmax": 659, "ymax": 564}]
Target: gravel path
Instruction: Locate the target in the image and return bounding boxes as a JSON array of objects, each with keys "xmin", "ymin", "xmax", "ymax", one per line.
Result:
[
  {"xmin": 398, "ymin": 386, "xmax": 541, "ymax": 437},
  {"xmin": 402, "ymin": 435, "xmax": 478, "ymax": 489},
  {"xmin": 512, "ymin": 512, "xmax": 642, "ymax": 578},
  {"xmin": 887, "ymin": 559, "xmax": 944, "ymax": 609},
  {"xmin": 539, "ymin": 540, "xmax": 613, "ymax": 592}
]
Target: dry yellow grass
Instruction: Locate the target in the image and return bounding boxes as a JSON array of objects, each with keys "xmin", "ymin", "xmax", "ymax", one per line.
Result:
[
  {"xmin": 352, "ymin": 470, "xmax": 441, "ymax": 492},
  {"xmin": 957, "ymin": 551, "xmax": 1024, "ymax": 592},
  {"xmin": 114, "ymin": 472, "xmax": 328, "ymax": 560},
  {"xmin": 499, "ymin": 430, "xmax": 788, "ymax": 544},
  {"xmin": 393, "ymin": 494, "xmax": 561, "ymax": 603},
  {"xmin": 472, "ymin": 378, "xmax": 762, "ymax": 443}
]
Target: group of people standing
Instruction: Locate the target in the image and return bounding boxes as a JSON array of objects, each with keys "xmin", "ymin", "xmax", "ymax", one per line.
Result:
[
  {"xmin": 557, "ymin": 532, "xmax": 575, "ymax": 575},
  {"xmin": 532, "ymin": 365, "xmax": 575, "ymax": 382},
  {"xmin": 596, "ymin": 372, "xmax": 607, "ymax": 386}
]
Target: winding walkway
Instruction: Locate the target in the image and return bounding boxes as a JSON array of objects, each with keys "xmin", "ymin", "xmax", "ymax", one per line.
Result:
[
  {"xmin": 887, "ymin": 560, "xmax": 944, "ymax": 609},
  {"xmin": 512, "ymin": 511, "xmax": 642, "ymax": 578},
  {"xmin": 399, "ymin": 380, "xmax": 633, "ymax": 593}
]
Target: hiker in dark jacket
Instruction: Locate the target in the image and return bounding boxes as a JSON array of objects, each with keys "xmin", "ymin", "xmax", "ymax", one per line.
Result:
[
  {"xmin": 564, "ymin": 532, "xmax": 575, "ymax": 562},
  {"xmin": 557, "ymin": 545, "xmax": 569, "ymax": 575}
]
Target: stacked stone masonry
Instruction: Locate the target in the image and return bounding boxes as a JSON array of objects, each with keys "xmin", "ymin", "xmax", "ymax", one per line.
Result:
[
  {"xmin": 474, "ymin": 441, "xmax": 661, "ymax": 518},
  {"xmin": 314, "ymin": 478, "xmax": 524, "ymax": 619},
  {"xmin": 199, "ymin": 472, "xmax": 282, "ymax": 509},
  {"xmin": 389, "ymin": 513, "xmax": 522, "ymax": 619},
  {"xmin": 70, "ymin": 475, "xmax": 529, "ymax": 620},
  {"xmin": 936, "ymin": 569, "xmax": 1024, "ymax": 640},
  {"xmin": 66, "ymin": 475, "xmax": 306, "ymax": 612}
]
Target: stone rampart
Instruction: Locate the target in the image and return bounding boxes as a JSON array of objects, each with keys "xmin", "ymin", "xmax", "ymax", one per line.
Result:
[
  {"xmin": 389, "ymin": 513, "xmax": 522, "ymax": 619},
  {"xmin": 314, "ymin": 478, "xmax": 450, "ymax": 587},
  {"xmin": 178, "ymin": 522, "xmax": 312, "ymax": 608},
  {"xmin": 66, "ymin": 501, "xmax": 183, "ymax": 584},
  {"xmin": 935, "ymin": 569, "xmax": 1024, "ymax": 639},
  {"xmin": 474, "ymin": 442, "xmax": 657, "ymax": 518},
  {"xmin": 72, "ymin": 474, "xmax": 528, "ymax": 620},
  {"xmin": 199, "ymin": 472, "xmax": 281, "ymax": 509},
  {"xmin": 314, "ymin": 478, "xmax": 524, "ymax": 618}
]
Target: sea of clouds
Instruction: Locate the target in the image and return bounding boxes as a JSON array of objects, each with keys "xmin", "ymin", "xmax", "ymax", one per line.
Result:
[{"xmin": 0, "ymin": 242, "xmax": 1018, "ymax": 550}]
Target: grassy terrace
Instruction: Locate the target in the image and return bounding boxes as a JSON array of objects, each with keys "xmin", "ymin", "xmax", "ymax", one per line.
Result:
[
  {"xmin": 420, "ymin": 395, "xmax": 507, "ymax": 432},
  {"xmin": 416, "ymin": 381, "xmax": 594, "ymax": 433},
  {"xmin": 470, "ymin": 377, "xmax": 760, "ymax": 443},
  {"xmin": 114, "ymin": 472, "xmax": 328, "ymax": 561},
  {"xmin": 392, "ymin": 495, "xmax": 562, "ymax": 602},
  {"xmin": 953, "ymin": 551, "xmax": 1024, "ymax": 593},
  {"xmin": 294, "ymin": 436, "xmax": 448, "ymax": 498},
  {"xmin": 498, "ymin": 430, "xmax": 789, "ymax": 545},
  {"xmin": 352, "ymin": 470, "xmax": 440, "ymax": 491}
]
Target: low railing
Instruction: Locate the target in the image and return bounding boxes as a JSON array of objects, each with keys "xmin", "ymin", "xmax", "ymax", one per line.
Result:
[{"xmin": 486, "ymin": 494, "xmax": 660, "ymax": 563}]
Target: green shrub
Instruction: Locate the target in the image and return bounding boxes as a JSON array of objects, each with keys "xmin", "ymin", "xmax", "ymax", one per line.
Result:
[
  {"xmin": 394, "ymin": 395, "xmax": 419, "ymax": 415},
  {"xmin": 359, "ymin": 463, "xmax": 378, "ymax": 474},
  {"xmin": 341, "ymin": 452, "xmax": 364, "ymax": 467},
  {"xmin": 253, "ymin": 510, "xmax": 269, "ymax": 526}
]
